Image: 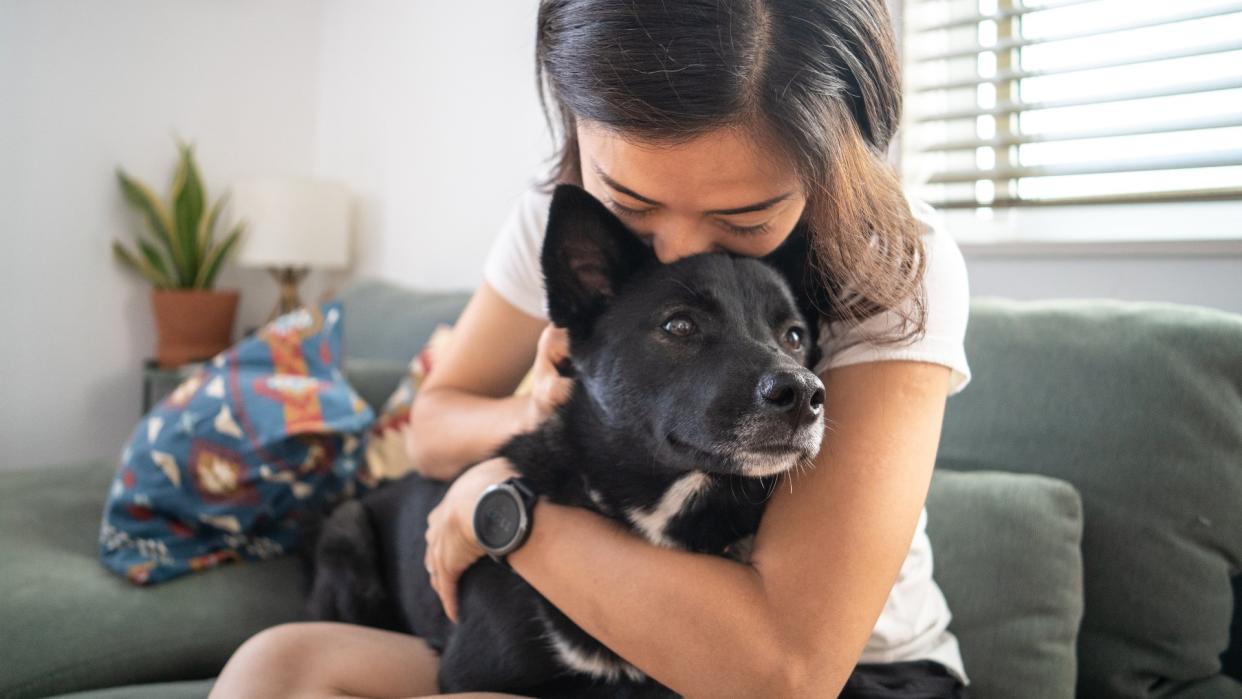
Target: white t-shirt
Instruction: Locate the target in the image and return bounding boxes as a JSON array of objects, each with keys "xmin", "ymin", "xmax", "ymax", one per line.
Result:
[{"xmin": 482, "ymin": 181, "xmax": 973, "ymax": 686}]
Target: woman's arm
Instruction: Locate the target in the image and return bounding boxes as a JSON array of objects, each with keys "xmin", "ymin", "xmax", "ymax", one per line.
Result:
[
  {"xmin": 406, "ymin": 282, "xmax": 570, "ymax": 480},
  {"xmin": 501, "ymin": 359, "xmax": 953, "ymax": 696}
]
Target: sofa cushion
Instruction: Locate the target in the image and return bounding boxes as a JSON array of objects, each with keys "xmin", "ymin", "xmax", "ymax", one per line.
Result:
[
  {"xmin": 937, "ymin": 298, "xmax": 1242, "ymax": 698},
  {"xmin": 926, "ymin": 469, "xmax": 1085, "ymax": 699},
  {"xmin": 0, "ymin": 462, "xmax": 304, "ymax": 699}
]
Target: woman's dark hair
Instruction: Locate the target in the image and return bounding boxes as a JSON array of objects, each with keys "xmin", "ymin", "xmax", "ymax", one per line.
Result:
[{"xmin": 535, "ymin": 0, "xmax": 926, "ymax": 344}]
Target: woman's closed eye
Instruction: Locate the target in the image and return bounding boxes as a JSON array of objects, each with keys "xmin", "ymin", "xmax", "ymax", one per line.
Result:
[
  {"xmin": 719, "ymin": 220, "xmax": 772, "ymax": 236},
  {"xmin": 605, "ymin": 198, "xmax": 654, "ymax": 219},
  {"xmin": 605, "ymin": 197, "xmax": 773, "ymax": 237}
]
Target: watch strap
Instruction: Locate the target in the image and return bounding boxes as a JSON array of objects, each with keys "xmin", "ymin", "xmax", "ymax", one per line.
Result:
[{"xmin": 508, "ymin": 476, "xmax": 538, "ymax": 508}]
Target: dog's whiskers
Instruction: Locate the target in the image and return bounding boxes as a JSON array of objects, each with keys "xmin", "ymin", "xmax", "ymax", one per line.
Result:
[{"xmin": 762, "ymin": 474, "xmax": 780, "ymax": 500}]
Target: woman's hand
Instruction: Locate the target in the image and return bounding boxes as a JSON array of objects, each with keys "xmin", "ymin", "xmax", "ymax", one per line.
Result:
[
  {"xmin": 424, "ymin": 456, "xmax": 521, "ymax": 623},
  {"xmin": 523, "ymin": 324, "xmax": 574, "ymax": 432}
]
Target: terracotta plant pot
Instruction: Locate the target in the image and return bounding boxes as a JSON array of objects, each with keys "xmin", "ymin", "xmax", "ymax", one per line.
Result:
[{"xmin": 151, "ymin": 289, "xmax": 240, "ymax": 368}]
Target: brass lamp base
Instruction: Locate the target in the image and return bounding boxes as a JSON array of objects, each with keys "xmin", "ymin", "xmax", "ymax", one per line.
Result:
[{"xmin": 266, "ymin": 266, "xmax": 310, "ymax": 322}]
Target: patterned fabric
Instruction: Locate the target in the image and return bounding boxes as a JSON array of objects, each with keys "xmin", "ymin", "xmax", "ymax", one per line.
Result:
[
  {"xmin": 363, "ymin": 324, "xmax": 534, "ymax": 481},
  {"xmin": 99, "ymin": 302, "xmax": 375, "ymax": 585}
]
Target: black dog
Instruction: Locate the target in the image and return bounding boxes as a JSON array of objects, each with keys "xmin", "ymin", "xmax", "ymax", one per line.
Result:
[{"xmin": 305, "ymin": 184, "xmax": 827, "ymax": 697}]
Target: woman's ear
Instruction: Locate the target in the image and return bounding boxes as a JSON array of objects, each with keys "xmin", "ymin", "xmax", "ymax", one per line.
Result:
[{"xmin": 540, "ymin": 184, "xmax": 653, "ymax": 336}]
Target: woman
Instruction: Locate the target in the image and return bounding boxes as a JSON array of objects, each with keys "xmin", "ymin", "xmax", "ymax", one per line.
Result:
[{"xmin": 212, "ymin": 1, "xmax": 972, "ymax": 697}]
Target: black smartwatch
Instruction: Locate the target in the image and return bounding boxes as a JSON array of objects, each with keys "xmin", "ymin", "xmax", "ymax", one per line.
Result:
[{"xmin": 472, "ymin": 476, "xmax": 539, "ymax": 567}]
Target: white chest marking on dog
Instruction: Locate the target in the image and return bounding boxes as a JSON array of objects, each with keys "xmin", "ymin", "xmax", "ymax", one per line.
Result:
[
  {"xmin": 545, "ymin": 628, "xmax": 647, "ymax": 683},
  {"xmin": 626, "ymin": 471, "xmax": 711, "ymax": 548}
]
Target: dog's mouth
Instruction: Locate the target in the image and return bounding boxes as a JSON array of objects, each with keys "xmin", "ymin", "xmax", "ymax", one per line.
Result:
[
  {"xmin": 666, "ymin": 432, "xmax": 811, "ymax": 478},
  {"xmin": 733, "ymin": 447, "xmax": 808, "ymax": 478},
  {"xmin": 743, "ymin": 442, "xmax": 802, "ymax": 455}
]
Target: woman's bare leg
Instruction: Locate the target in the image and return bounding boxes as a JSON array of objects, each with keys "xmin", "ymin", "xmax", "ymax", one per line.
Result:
[{"xmin": 208, "ymin": 621, "xmax": 532, "ymax": 699}]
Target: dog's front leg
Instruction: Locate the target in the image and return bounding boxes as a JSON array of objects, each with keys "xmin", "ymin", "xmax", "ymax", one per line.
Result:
[{"xmin": 435, "ymin": 563, "xmax": 565, "ymax": 694}]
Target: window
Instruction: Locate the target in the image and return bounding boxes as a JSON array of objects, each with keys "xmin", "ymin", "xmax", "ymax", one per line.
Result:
[{"xmin": 898, "ymin": 0, "xmax": 1242, "ymax": 248}]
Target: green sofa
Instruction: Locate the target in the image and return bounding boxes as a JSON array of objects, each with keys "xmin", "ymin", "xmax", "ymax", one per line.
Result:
[{"xmin": 2, "ymin": 280, "xmax": 1239, "ymax": 699}]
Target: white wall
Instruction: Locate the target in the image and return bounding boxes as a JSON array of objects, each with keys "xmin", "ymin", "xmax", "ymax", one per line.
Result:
[
  {"xmin": 313, "ymin": 0, "xmax": 552, "ymax": 289},
  {"xmin": 950, "ymin": 205, "xmax": 1242, "ymax": 314},
  {"xmin": 0, "ymin": 0, "xmax": 325, "ymax": 470},
  {"xmin": 965, "ymin": 255, "xmax": 1242, "ymax": 314}
]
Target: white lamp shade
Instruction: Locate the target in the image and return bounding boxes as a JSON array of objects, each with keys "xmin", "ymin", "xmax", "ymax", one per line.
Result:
[{"xmin": 232, "ymin": 178, "xmax": 352, "ymax": 269}]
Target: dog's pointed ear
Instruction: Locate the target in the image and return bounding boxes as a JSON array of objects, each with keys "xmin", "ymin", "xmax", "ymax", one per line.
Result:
[{"xmin": 541, "ymin": 184, "xmax": 654, "ymax": 333}]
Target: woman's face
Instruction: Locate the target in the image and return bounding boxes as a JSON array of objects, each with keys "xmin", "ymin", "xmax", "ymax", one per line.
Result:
[{"xmin": 577, "ymin": 120, "xmax": 807, "ymax": 264}]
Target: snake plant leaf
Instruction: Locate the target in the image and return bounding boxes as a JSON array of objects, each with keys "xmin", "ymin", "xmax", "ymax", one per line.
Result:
[
  {"xmin": 170, "ymin": 142, "xmax": 205, "ymax": 281},
  {"xmin": 113, "ymin": 240, "xmax": 174, "ymax": 288},
  {"xmin": 137, "ymin": 238, "xmax": 173, "ymax": 285},
  {"xmin": 197, "ymin": 192, "xmax": 228, "ymax": 258},
  {"xmin": 116, "ymin": 169, "xmax": 186, "ymax": 283},
  {"xmin": 195, "ymin": 222, "xmax": 244, "ymax": 289}
]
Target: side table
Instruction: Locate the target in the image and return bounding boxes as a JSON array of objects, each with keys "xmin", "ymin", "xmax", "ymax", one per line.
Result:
[{"xmin": 141, "ymin": 359, "xmax": 207, "ymax": 413}]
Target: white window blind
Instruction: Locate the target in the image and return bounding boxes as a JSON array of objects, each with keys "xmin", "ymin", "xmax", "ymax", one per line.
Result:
[{"xmin": 899, "ymin": 0, "xmax": 1242, "ymax": 210}]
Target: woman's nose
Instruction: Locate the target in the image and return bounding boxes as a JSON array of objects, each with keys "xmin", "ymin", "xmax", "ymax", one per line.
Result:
[{"xmin": 651, "ymin": 223, "xmax": 720, "ymax": 263}]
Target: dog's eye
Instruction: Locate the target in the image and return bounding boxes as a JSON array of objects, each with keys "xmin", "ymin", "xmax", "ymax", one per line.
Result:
[
  {"xmin": 784, "ymin": 326, "xmax": 805, "ymax": 351},
  {"xmin": 662, "ymin": 315, "xmax": 697, "ymax": 337}
]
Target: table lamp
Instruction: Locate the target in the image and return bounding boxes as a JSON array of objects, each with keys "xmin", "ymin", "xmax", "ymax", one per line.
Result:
[{"xmin": 231, "ymin": 178, "xmax": 352, "ymax": 321}]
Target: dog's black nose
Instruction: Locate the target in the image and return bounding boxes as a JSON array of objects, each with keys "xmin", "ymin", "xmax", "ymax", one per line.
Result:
[{"xmin": 757, "ymin": 370, "xmax": 825, "ymax": 427}]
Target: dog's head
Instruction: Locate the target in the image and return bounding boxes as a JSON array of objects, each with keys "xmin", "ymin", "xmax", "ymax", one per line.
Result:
[{"xmin": 542, "ymin": 184, "xmax": 825, "ymax": 478}]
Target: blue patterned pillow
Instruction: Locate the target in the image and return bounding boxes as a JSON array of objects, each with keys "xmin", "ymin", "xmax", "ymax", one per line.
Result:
[{"xmin": 100, "ymin": 301, "xmax": 375, "ymax": 585}]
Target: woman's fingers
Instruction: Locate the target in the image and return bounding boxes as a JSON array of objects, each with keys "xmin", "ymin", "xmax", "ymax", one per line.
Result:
[
  {"xmin": 540, "ymin": 326, "xmax": 573, "ymax": 392},
  {"xmin": 426, "ymin": 525, "xmax": 470, "ymax": 623},
  {"xmin": 424, "ymin": 502, "xmax": 455, "ymax": 622},
  {"xmin": 434, "ymin": 548, "xmax": 458, "ymax": 624},
  {"xmin": 537, "ymin": 324, "xmax": 570, "ymax": 366},
  {"xmin": 527, "ymin": 325, "xmax": 576, "ymax": 428},
  {"xmin": 549, "ymin": 371, "xmax": 573, "ymax": 405},
  {"xmin": 439, "ymin": 531, "xmax": 467, "ymax": 623}
]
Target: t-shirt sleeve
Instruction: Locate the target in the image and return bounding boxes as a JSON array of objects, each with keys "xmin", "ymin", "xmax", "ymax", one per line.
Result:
[
  {"xmin": 482, "ymin": 185, "xmax": 553, "ymax": 321},
  {"xmin": 811, "ymin": 194, "xmax": 973, "ymax": 396}
]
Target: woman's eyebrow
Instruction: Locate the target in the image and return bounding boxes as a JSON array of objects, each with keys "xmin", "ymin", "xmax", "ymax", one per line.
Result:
[
  {"xmin": 592, "ymin": 160, "xmax": 793, "ymax": 215},
  {"xmin": 707, "ymin": 193, "xmax": 793, "ymax": 216},
  {"xmin": 593, "ymin": 161, "xmax": 663, "ymax": 205}
]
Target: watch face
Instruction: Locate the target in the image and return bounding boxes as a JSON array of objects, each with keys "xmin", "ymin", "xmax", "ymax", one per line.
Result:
[{"xmin": 475, "ymin": 488, "xmax": 521, "ymax": 551}]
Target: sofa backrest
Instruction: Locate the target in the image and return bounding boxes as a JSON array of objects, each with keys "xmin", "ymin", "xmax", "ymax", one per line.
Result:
[
  {"xmin": 337, "ymin": 280, "xmax": 472, "ymax": 410},
  {"xmin": 936, "ymin": 297, "xmax": 1242, "ymax": 698}
]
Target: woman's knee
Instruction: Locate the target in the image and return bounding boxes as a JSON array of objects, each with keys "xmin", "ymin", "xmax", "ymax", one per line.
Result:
[
  {"xmin": 211, "ymin": 621, "xmax": 442, "ymax": 699},
  {"xmin": 238, "ymin": 622, "xmax": 323, "ymax": 668},
  {"xmin": 212, "ymin": 622, "xmax": 337, "ymax": 698}
]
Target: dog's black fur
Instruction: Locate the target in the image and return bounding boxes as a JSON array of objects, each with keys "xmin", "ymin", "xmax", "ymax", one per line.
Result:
[{"xmin": 305, "ymin": 184, "xmax": 828, "ymax": 697}]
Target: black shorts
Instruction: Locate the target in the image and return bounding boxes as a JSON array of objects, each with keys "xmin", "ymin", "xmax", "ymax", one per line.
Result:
[{"xmin": 839, "ymin": 659, "xmax": 970, "ymax": 699}]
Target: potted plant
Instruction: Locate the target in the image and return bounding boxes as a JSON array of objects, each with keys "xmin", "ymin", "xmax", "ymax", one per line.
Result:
[{"xmin": 113, "ymin": 141, "xmax": 245, "ymax": 368}]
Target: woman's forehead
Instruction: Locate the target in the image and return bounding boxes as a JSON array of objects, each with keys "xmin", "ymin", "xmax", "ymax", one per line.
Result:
[{"xmin": 577, "ymin": 121, "xmax": 802, "ymax": 209}]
